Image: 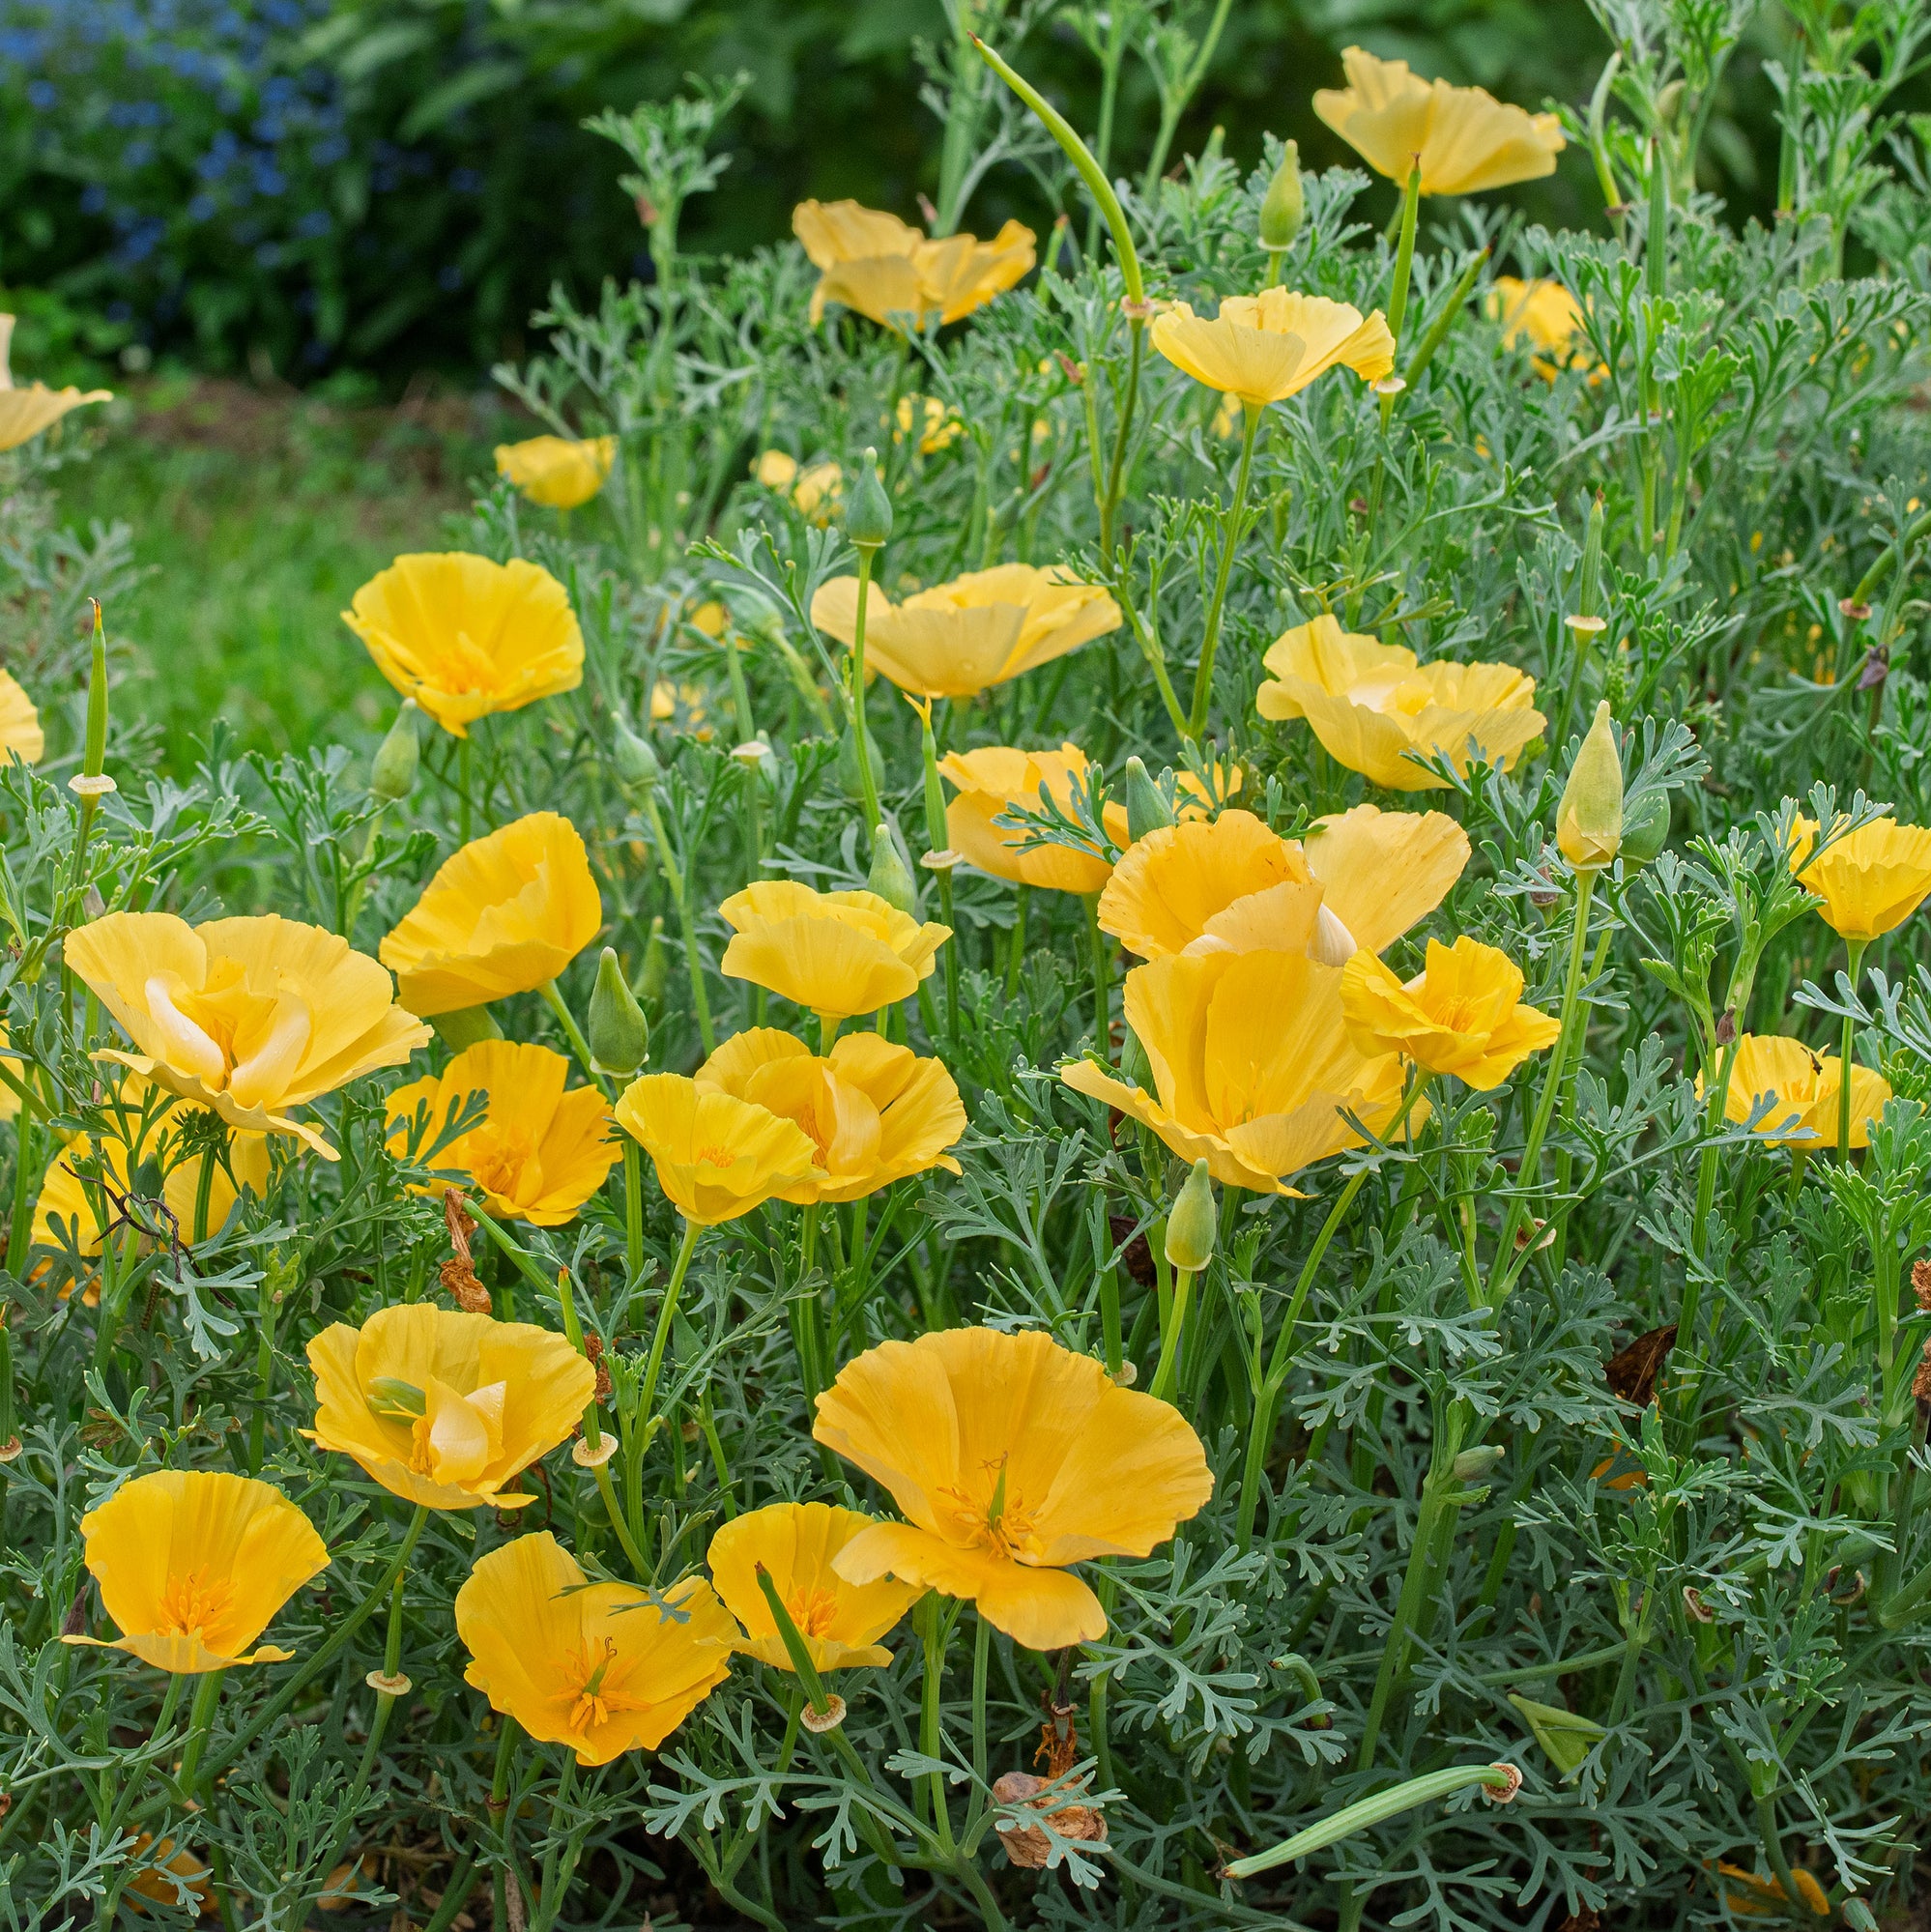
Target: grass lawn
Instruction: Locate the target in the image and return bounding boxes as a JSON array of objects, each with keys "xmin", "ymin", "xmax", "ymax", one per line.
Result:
[{"xmin": 49, "ymin": 378, "xmax": 515, "ymax": 765}]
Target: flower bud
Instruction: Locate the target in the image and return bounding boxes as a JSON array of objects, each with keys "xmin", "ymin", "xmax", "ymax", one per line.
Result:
[
  {"xmin": 1164, "ymin": 1157, "xmax": 1216, "ymax": 1274},
  {"xmin": 588, "ymin": 945, "xmax": 648, "ymax": 1078},
  {"xmin": 1123, "ymin": 756, "xmax": 1174, "ymax": 845},
  {"xmin": 638, "ymin": 914, "xmax": 669, "ymax": 1006},
  {"xmin": 369, "ymin": 700, "xmax": 419, "ymax": 803},
  {"xmin": 433, "ymin": 1004, "xmax": 503, "ymax": 1053},
  {"xmin": 1620, "ymin": 788, "xmax": 1669, "ymax": 866},
  {"xmin": 1452, "ymin": 1445, "xmax": 1505, "ymax": 1484},
  {"xmin": 1258, "ymin": 140, "xmax": 1305, "ymax": 250},
  {"xmin": 867, "ymin": 824, "xmax": 920, "ymax": 916},
  {"xmin": 845, "ymin": 447, "xmax": 892, "ymax": 550},
  {"xmin": 1556, "ymin": 701, "xmax": 1623, "ymax": 873},
  {"xmin": 613, "ymin": 717, "xmax": 660, "ymax": 792}
]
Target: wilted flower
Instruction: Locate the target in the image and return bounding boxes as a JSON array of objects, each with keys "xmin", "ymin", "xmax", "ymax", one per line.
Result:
[
  {"xmin": 386, "ymin": 1040, "xmax": 619, "ymax": 1226},
  {"xmin": 380, "ymin": 813, "xmax": 603, "ymax": 1017},
  {"xmin": 1487, "ymin": 277, "xmax": 1593, "ymax": 378},
  {"xmin": 66, "ymin": 911, "xmax": 429, "ymax": 1159},
  {"xmin": 815, "ymin": 1327, "xmax": 1213, "ymax": 1650},
  {"xmin": 693, "ymin": 1027, "xmax": 965, "ymax": 1203},
  {"xmin": 1341, "ymin": 937, "xmax": 1561, "ymax": 1087},
  {"xmin": 0, "ymin": 313, "xmax": 111, "ymax": 451},
  {"xmin": 343, "ymin": 553, "xmax": 584, "ymax": 737},
  {"xmin": 0, "ymin": 670, "xmax": 42, "ymax": 764},
  {"xmin": 494, "ymin": 435, "xmax": 618, "ymax": 510},
  {"xmin": 793, "ymin": 199, "xmax": 1035, "ymax": 330},
  {"xmin": 1313, "ymin": 47, "xmax": 1565, "ymax": 195},
  {"xmin": 305, "ymin": 1303, "xmax": 594, "ymax": 1512},
  {"xmin": 707, "ymin": 1501, "xmax": 924, "ymax": 1671},
  {"xmin": 1151, "ymin": 291, "xmax": 1394, "ymax": 408},
  {"xmin": 62, "ymin": 1469, "xmax": 328, "ymax": 1673},
  {"xmin": 614, "ymin": 1072, "xmax": 824, "ymax": 1224},
  {"xmin": 753, "ymin": 449, "xmax": 844, "ymax": 521},
  {"xmin": 1062, "ymin": 949, "xmax": 1413, "ymax": 1193},
  {"xmin": 456, "ymin": 1530, "xmax": 735, "ymax": 1765},
  {"xmin": 1707, "ymin": 1034, "xmax": 1893, "ymax": 1150},
  {"xmin": 1255, "ymin": 614, "xmax": 1543, "ymax": 790},
  {"xmin": 812, "ymin": 565, "xmax": 1121, "ymax": 700},
  {"xmin": 1789, "ymin": 816, "xmax": 1931, "ymax": 941},
  {"xmin": 718, "ymin": 880, "xmax": 949, "ymax": 1025}
]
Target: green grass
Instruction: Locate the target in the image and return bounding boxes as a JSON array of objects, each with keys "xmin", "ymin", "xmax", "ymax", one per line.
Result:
[{"xmin": 50, "ymin": 378, "xmax": 510, "ymax": 765}]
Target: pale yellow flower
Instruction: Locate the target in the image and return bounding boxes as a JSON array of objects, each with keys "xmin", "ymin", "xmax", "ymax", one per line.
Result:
[
  {"xmin": 0, "ymin": 314, "xmax": 112, "ymax": 451},
  {"xmin": 1486, "ymin": 277, "xmax": 1593, "ymax": 379},
  {"xmin": 0, "ymin": 670, "xmax": 43, "ymax": 763},
  {"xmin": 793, "ymin": 200, "xmax": 1035, "ymax": 329},
  {"xmin": 1152, "ymin": 291, "xmax": 1394, "ymax": 408},
  {"xmin": 718, "ymin": 881, "xmax": 949, "ymax": 1024},
  {"xmin": 494, "ymin": 435, "xmax": 618, "ymax": 510}
]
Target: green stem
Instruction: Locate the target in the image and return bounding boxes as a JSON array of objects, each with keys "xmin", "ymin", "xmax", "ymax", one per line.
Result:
[
  {"xmin": 1005, "ymin": 885, "xmax": 1029, "ymax": 995},
  {"xmin": 850, "ymin": 544, "xmax": 883, "ymax": 852},
  {"xmin": 638, "ymin": 1219, "xmax": 702, "ymax": 1426},
  {"xmin": 917, "ymin": 1595, "xmax": 958, "ymax": 1855},
  {"xmin": 1148, "ymin": 1268, "xmax": 1195, "ymax": 1404},
  {"xmin": 643, "ymin": 790, "xmax": 716, "ymax": 1054},
  {"xmin": 1837, "ymin": 938, "xmax": 1867, "ymax": 1161},
  {"xmin": 1223, "ymin": 1762, "xmax": 1518, "ymax": 1878},
  {"xmin": 458, "ymin": 737, "xmax": 474, "ymax": 844},
  {"xmin": 539, "ymin": 981, "xmax": 609, "ymax": 1095},
  {"xmin": 1188, "ymin": 400, "xmax": 1261, "ymax": 739},
  {"xmin": 1378, "ymin": 165, "xmax": 1424, "ymax": 432},
  {"xmin": 623, "ymin": 1139, "xmax": 645, "ymax": 1289}
]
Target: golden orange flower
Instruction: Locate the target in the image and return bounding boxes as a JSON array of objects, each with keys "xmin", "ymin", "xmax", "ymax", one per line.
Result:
[
  {"xmin": 793, "ymin": 200, "xmax": 1035, "ymax": 329},
  {"xmin": 1062, "ymin": 949, "xmax": 1413, "ymax": 1194},
  {"xmin": 1791, "ymin": 816, "xmax": 1931, "ymax": 941},
  {"xmin": 305, "ymin": 1303, "xmax": 594, "ymax": 1512},
  {"xmin": 1341, "ymin": 937, "xmax": 1560, "ymax": 1087},
  {"xmin": 1255, "ymin": 615, "xmax": 1543, "ymax": 790},
  {"xmin": 815, "ymin": 1327, "xmax": 1212, "ymax": 1651},
  {"xmin": 940, "ymin": 743, "xmax": 1117, "ymax": 895},
  {"xmin": 718, "ymin": 881, "xmax": 949, "ymax": 1024},
  {"xmin": 1708, "ymin": 1033, "xmax": 1893, "ymax": 1150},
  {"xmin": 343, "ymin": 553, "xmax": 584, "ymax": 737},
  {"xmin": 386, "ymin": 1040, "xmax": 619, "ymax": 1226},
  {"xmin": 812, "ymin": 565, "xmax": 1120, "ymax": 701},
  {"xmin": 456, "ymin": 1531, "xmax": 735, "ymax": 1765},
  {"xmin": 707, "ymin": 1501, "xmax": 924, "ymax": 1671},
  {"xmin": 62, "ymin": 1469, "xmax": 328, "ymax": 1673},
  {"xmin": 1151, "ymin": 291, "xmax": 1394, "ymax": 408},
  {"xmin": 494, "ymin": 435, "xmax": 618, "ymax": 510},
  {"xmin": 1313, "ymin": 47, "xmax": 1565, "ymax": 195},
  {"xmin": 65, "ymin": 912, "xmax": 429, "ymax": 1160},
  {"xmin": 0, "ymin": 669, "xmax": 43, "ymax": 764},
  {"xmin": 615, "ymin": 1072, "xmax": 824, "ymax": 1225},
  {"xmin": 380, "ymin": 813, "xmax": 603, "ymax": 1017},
  {"xmin": 0, "ymin": 314, "xmax": 112, "ymax": 450}
]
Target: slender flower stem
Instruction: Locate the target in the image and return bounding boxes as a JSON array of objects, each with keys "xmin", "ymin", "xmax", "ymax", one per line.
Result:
[
  {"xmin": 1837, "ymin": 938, "xmax": 1867, "ymax": 1160},
  {"xmin": 623, "ymin": 1139, "xmax": 645, "ymax": 1288},
  {"xmin": 849, "ymin": 544, "xmax": 884, "ymax": 851},
  {"xmin": 1082, "ymin": 893, "xmax": 1110, "ymax": 1057},
  {"xmin": 638, "ymin": 1218, "xmax": 702, "ymax": 1427},
  {"xmin": 1147, "ymin": 1267, "xmax": 1196, "ymax": 1403},
  {"xmin": 1188, "ymin": 400, "xmax": 1261, "ymax": 738},
  {"xmin": 916, "ymin": 1595, "xmax": 958, "ymax": 1854},
  {"xmin": 458, "ymin": 737, "xmax": 474, "ymax": 844},
  {"xmin": 642, "ymin": 789, "xmax": 716, "ymax": 1053},
  {"xmin": 1005, "ymin": 885, "xmax": 1029, "ymax": 995},
  {"xmin": 1102, "ymin": 324, "xmax": 1144, "ymax": 558},
  {"xmin": 539, "ymin": 981, "xmax": 609, "ymax": 1096},
  {"xmin": 1379, "ymin": 163, "xmax": 1424, "ymax": 429}
]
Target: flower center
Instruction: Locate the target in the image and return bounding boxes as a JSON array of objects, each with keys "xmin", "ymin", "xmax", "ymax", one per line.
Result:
[
  {"xmin": 157, "ymin": 1571, "xmax": 234, "ymax": 1641},
  {"xmin": 939, "ymin": 1455, "xmax": 1039, "ymax": 1562},
  {"xmin": 466, "ymin": 1121, "xmax": 542, "ymax": 1204},
  {"xmin": 434, "ymin": 628, "xmax": 508, "ymax": 698},
  {"xmin": 785, "ymin": 1586, "xmax": 842, "ymax": 1638},
  {"xmin": 693, "ymin": 1143, "xmax": 736, "ymax": 1168},
  {"xmin": 566, "ymin": 1637, "xmax": 648, "ymax": 1735}
]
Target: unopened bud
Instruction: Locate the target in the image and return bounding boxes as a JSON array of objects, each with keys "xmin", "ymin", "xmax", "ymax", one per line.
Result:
[
  {"xmin": 433, "ymin": 1005, "xmax": 503, "ymax": 1053},
  {"xmin": 867, "ymin": 825, "xmax": 920, "ymax": 916},
  {"xmin": 613, "ymin": 717, "xmax": 660, "ymax": 791},
  {"xmin": 1556, "ymin": 701, "xmax": 1623, "ymax": 873},
  {"xmin": 1452, "ymin": 1445, "xmax": 1505, "ymax": 1485},
  {"xmin": 1164, "ymin": 1157, "xmax": 1216, "ymax": 1273},
  {"xmin": 1259, "ymin": 140, "xmax": 1305, "ymax": 250},
  {"xmin": 1123, "ymin": 756, "xmax": 1174, "ymax": 845},
  {"xmin": 370, "ymin": 700, "xmax": 419, "ymax": 802},
  {"xmin": 845, "ymin": 447, "xmax": 893, "ymax": 550},
  {"xmin": 588, "ymin": 946, "xmax": 648, "ymax": 1078}
]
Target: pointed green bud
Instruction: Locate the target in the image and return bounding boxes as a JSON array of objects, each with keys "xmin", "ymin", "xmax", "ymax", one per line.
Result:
[
  {"xmin": 845, "ymin": 447, "xmax": 892, "ymax": 550},
  {"xmin": 867, "ymin": 823, "xmax": 920, "ymax": 916},
  {"xmin": 1557, "ymin": 701, "xmax": 1623, "ymax": 873},
  {"xmin": 432, "ymin": 1005, "xmax": 503, "ymax": 1053},
  {"xmin": 1507, "ymin": 1694, "xmax": 1606, "ymax": 1781},
  {"xmin": 588, "ymin": 945, "xmax": 648, "ymax": 1078},
  {"xmin": 613, "ymin": 717, "xmax": 660, "ymax": 792},
  {"xmin": 370, "ymin": 700, "xmax": 420, "ymax": 803},
  {"xmin": 1164, "ymin": 1157, "xmax": 1217, "ymax": 1274},
  {"xmin": 1453, "ymin": 1445, "xmax": 1505, "ymax": 1484},
  {"xmin": 1620, "ymin": 788, "xmax": 1669, "ymax": 866},
  {"xmin": 638, "ymin": 914, "xmax": 669, "ymax": 1006},
  {"xmin": 1123, "ymin": 755, "xmax": 1174, "ymax": 845},
  {"xmin": 1258, "ymin": 140, "xmax": 1304, "ymax": 250}
]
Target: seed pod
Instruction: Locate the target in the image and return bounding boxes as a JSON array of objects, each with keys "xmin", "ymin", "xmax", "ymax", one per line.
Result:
[
  {"xmin": 1259, "ymin": 140, "xmax": 1305, "ymax": 250},
  {"xmin": 1123, "ymin": 756, "xmax": 1174, "ymax": 844},
  {"xmin": 845, "ymin": 447, "xmax": 892, "ymax": 550},
  {"xmin": 1164, "ymin": 1157, "xmax": 1216, "ymax": 1274},
  {"xmin": 588, "ymin": 945, "xmax": 648, "ymax": 1078},
  {"xmin": 1556, "ymin": 701, "xmax": 1623, "ymax": 873},
  {"xmin": 369, "ymin": 700, "xmax": 420, "ymax": 803}
]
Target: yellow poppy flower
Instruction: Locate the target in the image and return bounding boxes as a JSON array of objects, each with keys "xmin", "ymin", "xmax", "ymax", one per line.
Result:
[
  {"xmin": 718, "ymin": 880, "xmax": 950, "ymax": 1024},
  {"xmin": 1706, "ymin": 1034, "xmax": 1893, "ymax": 1150},
  {"xmin": 1486, "ymin": 277, "xmax": 1593, "ymax": 379},
  {"xmin": 0, "ymin": 669, "xmax": 42, "ymax": 764},
  {"xmin": 815, "ymin": 1327, "xmax": 1212, "ymax": 1651},
  {"xmin": 380, "ymin": 813, "xmax": 603, "ymax": 1018},
  {"xmin": 895, "ymin": 394, "xmax": 965, "ymax": 452},
  {"xmin": 1717, "ymin": 1864, "xmax": 1831, "ymax": 1919},
  {"xmin": 1099, "ymin": 804, "xmax": 1468, "ymax": 963},
  {"xmin": 305, "ymin": 1303, "xmax": 594, "ymax": 1512},
  {"xmin": 1151, "ymin": 290, "xmax": 1395, "ymax": 408},
  {"xmin": 752, "ymin": 449, "xmax": 844, "ymax": 522},
  {"xmin": 614, "ymin": 1072, "xmax": 824, "ymax": 1224},
  {"xmin": 65, "ymin": 912, "xmax": 430, "ymax": 1160},
  {"xmin": 386, "ymin": 1040, "xmax": 619, "ymax": 1226},
  {"xmin": 1791, "ymin": 816, "xmax": 1931, "ymax": 941},
  {"xmin": 694, "ymin": 1027, "xmax": 965, "ymax": 1204},
  {"xmin": 61, "ymin": 1469, "xmax": 328, "ymax": 1673},
  {"xmin": 1341, "ymin": 937, "xmax": 1560, "ymax": 1087},
  {"xmin": 793, "ymin": 199, "xmax": 1035, "ymax": 329},
  {"xmin": 940, "ymin": 743, "xmax": 1118, "ymax": 895},
  {"xmin": 1255, "ymin": 614, "xmax": 1543, "ymax": 790},
  {"xmin": 0, "ymin": 313, "xmax": 112, "ymax": 450},
  {"xmin": 1061, "ymin": 949, "xmax": 1413, "ymax": 1193},
  {"xmin": 456, "ymin": 1530, "xmax": 735, "ymax": 1766},
  {"xmin": 811, "ymin": 564, "xmax": 1121, "ymax": 701},
  {"xmin": 342, "ymin": 552, "xmax": 584, "ymax": 738},
  {"xmin": 1312, "ymin": 47, "xmax": 1566, "ymax": 195},
  {"xmin": 494, "ymin": 435, "xmax": 618, "ymax": 510},
  {"xmin": 126, "ymin": 1836, "xmax": 212, "ymax": 1912},
  {"xmin": 707, "ymin": 1500, "xmax": 925, "ymax": 1671}
]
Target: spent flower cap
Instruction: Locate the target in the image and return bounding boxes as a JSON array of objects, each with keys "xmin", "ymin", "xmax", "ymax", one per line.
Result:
[
  {"xmin": 1557, "ymin": 700, "xmax": 1622, "ymax": 872},
  {"xmin": 588, "ymin": 945, "xmax": 649, "ymax": 1077},
  {"xmin": 846, "ymin": 447, "xmax": 893, "ymax": 549},
  {"xmin": 1165, "ymin": 1157, "xmax": 1217, "ymax": 1273}
]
